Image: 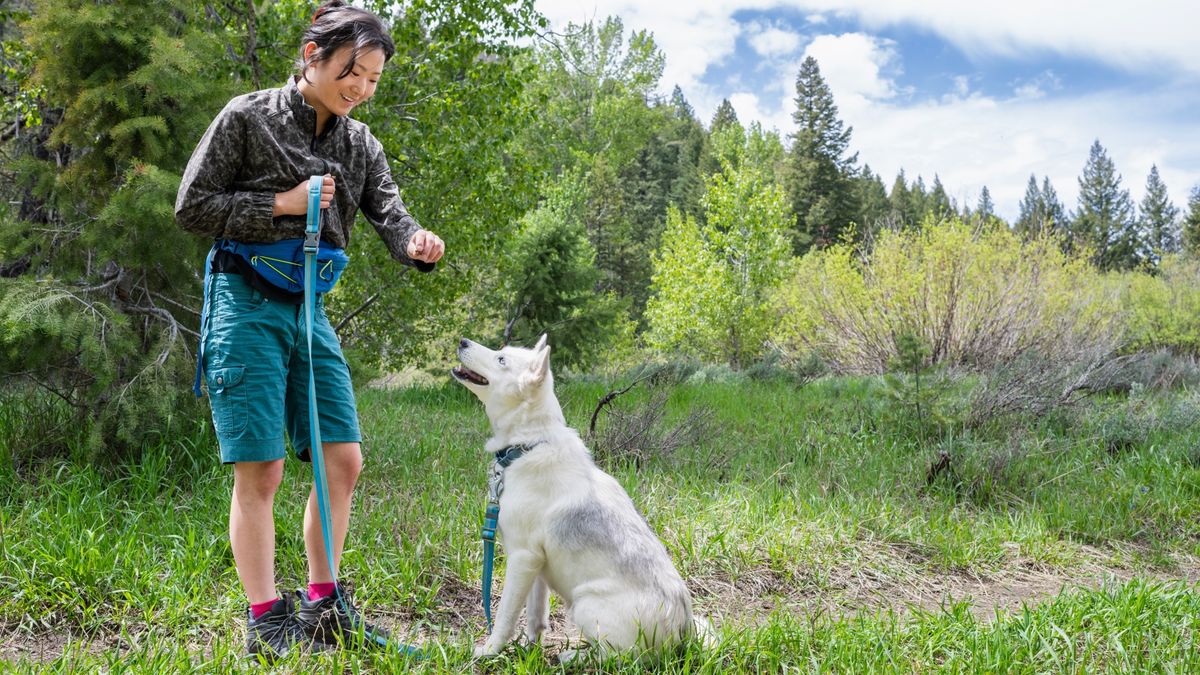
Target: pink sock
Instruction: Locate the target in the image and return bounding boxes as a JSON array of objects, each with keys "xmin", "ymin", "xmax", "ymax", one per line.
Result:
[
  {"xmin": 250, "ymin": 597, "xmax": 279, "ymax": 620},
  {"xmin": 308, "ymin": 582, "xmax": 337, "ymax": 601}
]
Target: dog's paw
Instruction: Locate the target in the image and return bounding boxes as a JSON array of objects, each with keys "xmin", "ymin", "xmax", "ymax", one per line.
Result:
[{"xmin": 473, "ymin": 640, "xmax": 504, "ymax": 658}]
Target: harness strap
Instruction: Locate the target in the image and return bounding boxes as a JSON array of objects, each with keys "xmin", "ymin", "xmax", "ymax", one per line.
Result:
[{"xmin": 192, "ymin": 245, "xmax": 218, "ymax": 397}]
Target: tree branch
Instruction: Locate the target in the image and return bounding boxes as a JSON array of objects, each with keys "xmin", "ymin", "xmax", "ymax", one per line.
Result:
[
  {"xmin": 334, "ymin": 292, "xmax": 380, "ymax": 334},
  {"xmin": 589, "ymin": 366, "xmax": 660, "ymax": 437}
]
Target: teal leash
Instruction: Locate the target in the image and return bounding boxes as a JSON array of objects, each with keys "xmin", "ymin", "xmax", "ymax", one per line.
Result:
[
  {"xmin": 479, "ymin": 443, "xmax": 538, "ymax": 632},
  {"xmin": 304, "ymin": 176, "xmax": 418, "ymax": 657}
]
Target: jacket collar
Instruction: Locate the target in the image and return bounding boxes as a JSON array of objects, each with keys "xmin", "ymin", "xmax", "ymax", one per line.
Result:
[{"xmin": 284, "ymin": 75, "xmax": 342, "ymax": 138}]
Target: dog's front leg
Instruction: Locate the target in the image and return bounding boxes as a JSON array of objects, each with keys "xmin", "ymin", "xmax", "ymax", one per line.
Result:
[
  {"xmin": 475, "ymin": 550, "xmax": 543, "ymax": 657},
  {"xmin": 524, "ymin": 575, "xmax": 550, "ymax": 644}
]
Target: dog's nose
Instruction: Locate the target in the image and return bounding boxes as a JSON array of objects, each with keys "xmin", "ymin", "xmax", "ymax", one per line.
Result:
[{"xmin": 459, "ymin": 338, "xmax": 469, "ymax": 349}]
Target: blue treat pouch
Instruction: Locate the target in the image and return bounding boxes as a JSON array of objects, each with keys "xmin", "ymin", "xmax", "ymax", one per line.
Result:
[{"xmin": 216, "ymin": 238, "xmax": 349, "ymax": 294}]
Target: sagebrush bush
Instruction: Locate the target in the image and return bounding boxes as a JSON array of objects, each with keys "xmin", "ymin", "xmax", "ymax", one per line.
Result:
[{"xmin": 772, "ymin": 218, "xmax": 1125, "ymax": 374}]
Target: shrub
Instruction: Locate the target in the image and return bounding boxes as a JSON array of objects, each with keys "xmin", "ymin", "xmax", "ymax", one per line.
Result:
[
  {"xmin": 1124, "ymin": 255, "xmax": 1200, "ymax": 355},
  {"xmin": 773, "ymin": 218, "xmax": 1125, "ymax": 374}
]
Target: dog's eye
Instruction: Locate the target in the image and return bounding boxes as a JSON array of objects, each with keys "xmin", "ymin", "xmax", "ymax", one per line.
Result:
[{"xmin": 497, "ymin": 356, "xmax": 506, "ymax": 366}]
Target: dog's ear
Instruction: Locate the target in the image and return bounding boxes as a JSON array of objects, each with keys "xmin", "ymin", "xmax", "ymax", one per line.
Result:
[
  {"xmin": 533, "ymin": 333, "xmax": 548, "ymax": 352},
  {"xmin": 525, "ymin": 343, "xmax": 551, "ymax": 387}
]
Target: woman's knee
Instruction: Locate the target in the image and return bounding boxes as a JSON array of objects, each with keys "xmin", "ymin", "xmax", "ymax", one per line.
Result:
[
  {"xmin": 325, "ymin": 442, "xmax": 362, "ymax": 489},
  {"xmin": 233, "ymin": 459, "xmax": 285, "ymax": 500}
]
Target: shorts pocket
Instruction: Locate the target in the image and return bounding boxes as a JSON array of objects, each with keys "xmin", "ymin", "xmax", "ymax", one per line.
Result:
[
  {"xmin": 211, "ymin": 275, "xmax": 268, "ymax": 314},
  {"xmin": 208, "ymin": 365, "xmax": 248, "ymax": 437}
]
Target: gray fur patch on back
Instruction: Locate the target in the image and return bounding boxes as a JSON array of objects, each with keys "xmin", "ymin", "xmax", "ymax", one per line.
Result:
[{"xmin": 550, "ymin": 502, "xmax": 662, "ymax": 583}]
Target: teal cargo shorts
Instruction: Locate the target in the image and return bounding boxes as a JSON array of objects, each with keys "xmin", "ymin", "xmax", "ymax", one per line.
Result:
[{"xmin": 203, "ymin": 272, "xmax": 361, "ymax": 464}]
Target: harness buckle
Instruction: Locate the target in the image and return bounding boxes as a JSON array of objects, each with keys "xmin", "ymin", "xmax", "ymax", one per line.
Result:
[{"xmin": 303, "ymin": 229, "xmax": 320, "ymax": 254}]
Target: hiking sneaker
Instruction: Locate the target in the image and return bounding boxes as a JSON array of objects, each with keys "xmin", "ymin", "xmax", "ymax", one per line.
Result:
[
  {"xmin": 245, "ymin": 595, "xmax": 313, "ymax": 661},
  {"xmin": 295, "ymin": 584, "xmax": 389, "ymax": 648}
]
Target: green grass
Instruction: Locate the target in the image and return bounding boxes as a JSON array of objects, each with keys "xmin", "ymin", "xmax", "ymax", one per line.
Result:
[{"xmin": 2, "ymin": 376, "xmax": 1199, "ymax": 672}]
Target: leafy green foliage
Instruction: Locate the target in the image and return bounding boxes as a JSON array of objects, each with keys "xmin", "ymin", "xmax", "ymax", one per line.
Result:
[
  {"xmin": 0, "ymin": 277, "xmax": 202, "ymax": 460},
  {"xmin": 646, "ymin": 129, "xmax": 791, "ymax": 368},
  {"xmin": 517, "ymin": 15, "xmax": 665, "ymax": 175},
  {"xmin": 329, "ymin": 0, "xmax": 546, "ymax": 370},
  {"xmin": 501, "ymin": 172, "xmax": 631, "ymax": 370},
  {"xmin": 0, "ymin": 0, "xmax": 236, "ymax": 461},
  {"xmin": 1124, "ymin": 254, "xmax": 1200, "ymax": 354},
  {"xmin": 774, "ymin": 218, "xmax": 1123, "ymax": 373}
]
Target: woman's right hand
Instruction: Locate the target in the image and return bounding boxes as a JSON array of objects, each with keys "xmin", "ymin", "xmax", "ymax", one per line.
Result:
[{"xmin": 273, "ymin": 174, "xmax": 335, "ymax": 216}]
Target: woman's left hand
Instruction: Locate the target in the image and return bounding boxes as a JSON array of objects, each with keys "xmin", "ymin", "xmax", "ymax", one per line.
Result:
[{"xmin": 407, "ymin": 229, "xmax": 445, "ymax": 263}]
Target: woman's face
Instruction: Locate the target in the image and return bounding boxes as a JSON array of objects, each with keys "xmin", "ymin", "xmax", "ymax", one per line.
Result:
[{"xmin": 302, "ymin": 43, "xmax": 385, "ymax": 119}]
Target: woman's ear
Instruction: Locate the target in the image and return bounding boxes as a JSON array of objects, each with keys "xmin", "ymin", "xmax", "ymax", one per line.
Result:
[{"xmin": 303, "ymin": 41, "xmax": 319, "ymax": 64}]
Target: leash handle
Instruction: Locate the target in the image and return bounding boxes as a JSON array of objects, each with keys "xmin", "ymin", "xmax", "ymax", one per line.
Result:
[{"xmin": 305, "ymin": 175, "xmax": 323, "ymax": 251}]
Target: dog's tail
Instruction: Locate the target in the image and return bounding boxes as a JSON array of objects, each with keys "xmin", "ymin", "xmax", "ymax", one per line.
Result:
[{"xmin": 692, "ymin": 615, "xmax": 718, "ymax": 649}]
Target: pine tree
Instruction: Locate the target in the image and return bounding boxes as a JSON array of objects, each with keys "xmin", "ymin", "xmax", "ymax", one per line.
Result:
[
  {"xmin": 854, "ymin": 164, "xmax": 890, "ymax": 237},
  {"xmin": 976, "ymin": 186, "xmax": 995, "ymax": 220},
  {"xmin": 670, "ymin": 85, "xmax": 694, "ymax": 121},
  {"xmin": 972, "ymin": 185, "xmax": 1005, "ymax": 227},
  {"xmin": 1139, "ymin": 164, "xmax": 1180, "ymax": 262},
  {"xmin": 888, "ymin": 170, "xmax": 912, "ymax": 227},
  {"xmin": 909, "ymin": 175, "xmax": 929, "ymax": 224},
  {"xmin": 1182, "ymin": 186, "xmax": 1200, "ymax": 258},
  {"xmin": 1015, "ymin": 175, "xmax": 1043, "ymax": 236},
  {"xmin": 785, "ymin": 56, "xmax": 859, "ymax": 252},
  {"xmin": 1041, "ymin": 176, "xmax": 1068, "ymax": 240},
  {"xmin": 1072, "ymin": 140, "xmax": 1140, "ymax": 270},
  {"xmin": 928, "ymin": 175, "xmax": 953, "ymax": 221},
  {"xmin": 711, "ymin": 98, "xmax": 739, "ymax": 132},
  {"xmin": 0, "ymin": 0, "xmax": 234, "ymax": 458},
  {"xmin": 504, "ymin": 172, "xmax": 628, "ymax": 370},
  {"xmin": 1016, "ymin": 175, "xmax": 1067, "ymax": 241}
]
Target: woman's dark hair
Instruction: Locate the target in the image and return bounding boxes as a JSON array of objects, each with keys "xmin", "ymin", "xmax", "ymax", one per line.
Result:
[{"xmin": 297, "ymin": 1, "xmax": 395, "ymax": 81}]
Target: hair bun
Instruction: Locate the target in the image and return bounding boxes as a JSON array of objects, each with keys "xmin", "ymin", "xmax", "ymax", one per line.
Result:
[{"xmin": 311, "ymin": 0, "xmax": 347, "ymax": 24}]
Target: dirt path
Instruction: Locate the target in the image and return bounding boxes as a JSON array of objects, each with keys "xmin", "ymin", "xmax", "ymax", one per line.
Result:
[{"xmin": 6, "ymin": 549, "xmax": 1199, "ymax": 664}]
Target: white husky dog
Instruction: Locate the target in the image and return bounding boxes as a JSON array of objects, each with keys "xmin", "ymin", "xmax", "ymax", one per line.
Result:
[{"xmin": 452, "ymin": 335, "xmax": 699, "ymax": 661}]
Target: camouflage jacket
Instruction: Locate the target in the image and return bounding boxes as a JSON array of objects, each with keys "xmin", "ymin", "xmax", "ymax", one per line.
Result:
[{"xmin": 175, "ymin": 76, "xmax": 433, "ymax": 272}]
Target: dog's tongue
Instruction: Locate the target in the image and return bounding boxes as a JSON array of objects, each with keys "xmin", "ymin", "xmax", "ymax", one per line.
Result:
[{"xmin": 453, "ymin": 366, "xmax": 489, "ymax": 386}]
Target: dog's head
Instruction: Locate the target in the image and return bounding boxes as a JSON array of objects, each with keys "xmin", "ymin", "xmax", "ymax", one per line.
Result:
[{"xmin": 451, "ymin": 334, "xmax": 552, "ymax": 409}]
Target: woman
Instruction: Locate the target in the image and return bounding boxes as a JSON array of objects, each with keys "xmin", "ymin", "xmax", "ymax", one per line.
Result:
[{"xmin": 175, "ymin": 0, "xmax": 442, "ymax": 659}]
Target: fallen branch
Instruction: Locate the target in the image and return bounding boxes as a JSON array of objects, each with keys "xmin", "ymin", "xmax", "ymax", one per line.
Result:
[{"xmin": 589, "ymin": 366, "xmax": 660, "ymax": 437}]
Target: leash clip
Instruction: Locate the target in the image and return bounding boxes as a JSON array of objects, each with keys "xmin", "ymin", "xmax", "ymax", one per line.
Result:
[{"xmin": 486, "ymin": 461, "xmax": 504, "ymax": 504}]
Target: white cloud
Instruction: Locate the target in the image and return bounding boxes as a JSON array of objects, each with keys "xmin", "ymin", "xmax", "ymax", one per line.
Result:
[
  {"xmin": 802, "ymin": 33, "xmax": 900, "ymax": 105},
  {"xmin": 534, "ymin": 1, "xmax": 1200, "ymax": 220},
  {"xmin": 746, "ymin": 22, "xmax": 802, "ymax": 58},
  {"xmin": 792, "ymin": 0, "xmax": 1200, "ymax": 75},
  {"xmin": 1011, "ymin": 71, "xmax": 1063, "ymax": 100}
]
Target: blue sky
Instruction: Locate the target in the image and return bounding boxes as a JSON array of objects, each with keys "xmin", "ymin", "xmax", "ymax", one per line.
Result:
[{"xmin": 536, "ymin": 1, "xmax": 1200, "ymax": 222}]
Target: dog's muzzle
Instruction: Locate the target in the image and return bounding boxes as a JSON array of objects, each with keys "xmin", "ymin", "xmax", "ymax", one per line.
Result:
[{"xmin": 452, "ymin": 366, "xmax": 489, "ymax": 386}]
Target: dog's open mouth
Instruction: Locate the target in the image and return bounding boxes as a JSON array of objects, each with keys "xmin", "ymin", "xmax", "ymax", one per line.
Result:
[{"xmin": 452, "ymin": 366, "xmax": 489, "ymax": 386}]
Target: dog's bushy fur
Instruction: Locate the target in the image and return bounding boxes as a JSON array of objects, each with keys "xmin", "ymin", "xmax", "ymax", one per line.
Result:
[{"xmin": 453, "ymin": 336, "xmax": 700, "ymax": 661}]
